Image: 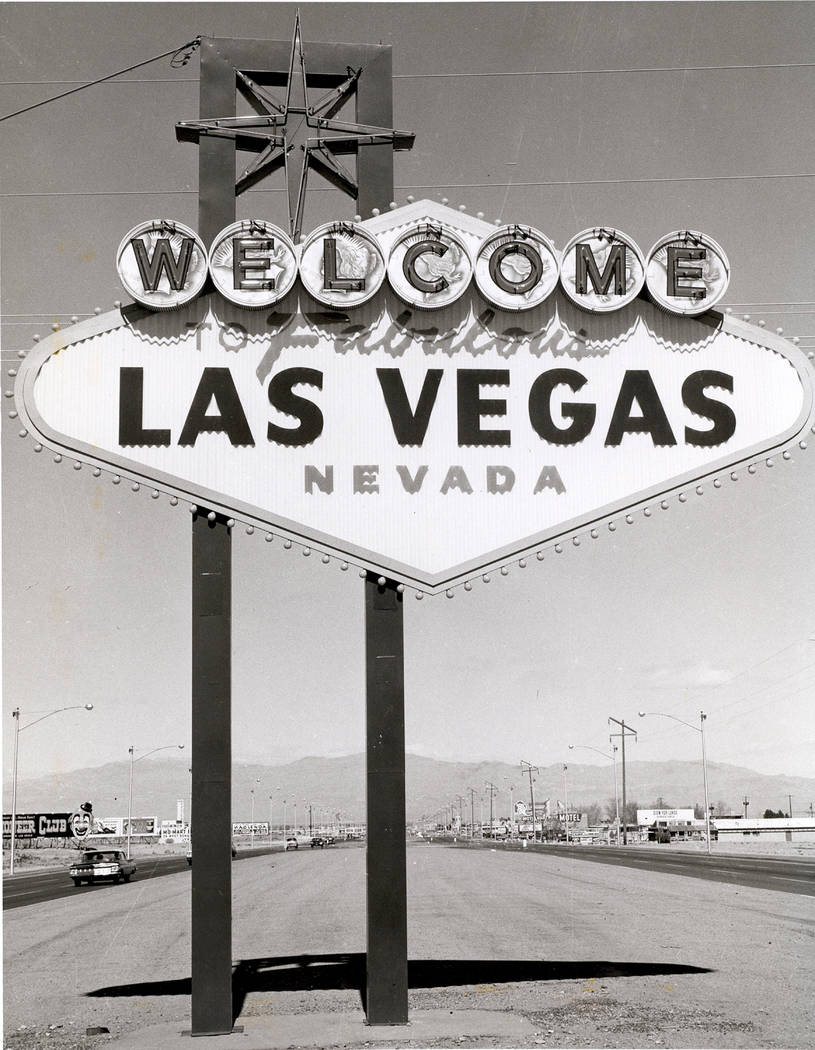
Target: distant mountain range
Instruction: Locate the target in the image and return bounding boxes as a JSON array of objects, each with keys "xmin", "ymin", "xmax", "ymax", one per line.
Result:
[{"xmin": 5, "ymin": 753, "xmax": 814, "ymax": 824}]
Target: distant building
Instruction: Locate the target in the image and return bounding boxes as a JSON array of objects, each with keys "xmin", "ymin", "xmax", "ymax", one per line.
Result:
[
  {"xmin": 637, "ymin": 807, "xmax": 704, "ymax": 842},
  {"xmin": 715, "ymin": 817, "xmax": 815, "ymax": 843}
]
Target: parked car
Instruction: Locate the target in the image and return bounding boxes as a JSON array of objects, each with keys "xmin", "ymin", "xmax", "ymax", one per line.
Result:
[
  {"xmin": 69, "ymin": 849, "xmax": 136, "ymax": 886},
  {"xmin": 285, "ymin": 837, "xmax": 298, "ymax": 850},
  {"xmin": 186, "ymin": 842, "xmax": 237, "ymax": 865}
]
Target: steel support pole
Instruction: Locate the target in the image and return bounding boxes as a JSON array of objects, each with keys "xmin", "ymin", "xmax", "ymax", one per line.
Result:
[
  {"xmin": 621, "ymin": 728, "xmax": 627, "ymax": 845},
  {"xmin": 701, "ymin": 712, "xmax": 711, "ymax": 855},
  {"xmin": 612, "ymin": 748, "xmax": 621, "ymax": 848},
  {"xmin": 9, "ymin": 709, "xmax": 20, "ymax": 876},
  {"xmin": 127, "ymin": 747, "xmax": 134, "ymax": 860},
  {"xmin": 191, "ymin": 511, "xmax": 234, "ymax": 1036},
  {"xmin": 365, "ymin": 574, "xmax": 408, "ymax": 1025},
  {"xmin": 563, "ymin": 766, "xmax": 569, "ymax": 845}
]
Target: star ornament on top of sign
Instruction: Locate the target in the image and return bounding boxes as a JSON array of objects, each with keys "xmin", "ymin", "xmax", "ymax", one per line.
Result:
[{"xmin": 175, "ymin": 12, "xmax": 415, "ymax": 241}]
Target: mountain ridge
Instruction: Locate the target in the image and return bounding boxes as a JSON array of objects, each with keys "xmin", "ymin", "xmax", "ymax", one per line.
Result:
[{"xmin": 5, "ymin": 753, "xmax": 814, "ymax": 824}]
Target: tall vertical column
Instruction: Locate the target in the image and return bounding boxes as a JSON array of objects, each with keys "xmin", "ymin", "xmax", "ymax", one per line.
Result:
[
  {"xmin": 190, "ymin": 37, "xmax": 237, "ymax": 1037},
  {"xmin": 191, "ymin": 511, "xmax": 234, "ymax": 1035},
  {"xmin": 365, "ymin": 574, "xmax": 408, "ymax": 1024}
]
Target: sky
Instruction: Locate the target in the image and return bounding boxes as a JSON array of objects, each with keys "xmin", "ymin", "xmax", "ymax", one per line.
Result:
[{"xmin": 3, "ymin": 1, "xmax": 815, "ymax": 794}]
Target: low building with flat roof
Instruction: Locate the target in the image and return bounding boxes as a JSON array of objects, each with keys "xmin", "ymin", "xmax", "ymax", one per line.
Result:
[{"xmin": 715, "ymin": 817, "xmax": 815, "ymax": 843}]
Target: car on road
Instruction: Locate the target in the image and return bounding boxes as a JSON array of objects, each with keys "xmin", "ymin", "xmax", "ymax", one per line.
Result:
[
  {"xmin": 69, "ymin": 849, "xmax": 136, "ymax": 886},
  {"xmin": 310, "ymin": 836, "xmax": 326, "ymax": 848},
  {"xmin": 285, "ymin": 837, "xmax": 298, "ymax": 850},
  {"xmin": 186, "ymin": 842, "xmax": 237, "ymax": 864}
]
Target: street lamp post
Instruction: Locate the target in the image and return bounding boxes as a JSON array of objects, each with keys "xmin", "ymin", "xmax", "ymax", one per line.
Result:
[
  {"xmin": 521, "ymin": 760, "xmax": 539, "ymax": 842},
  {"xmin": 247, "ymin": 778, "xmax": 261, "ymax": 849},
  {"xmin": 638, "ymin": 709, "xmax": 710, "ymax": 855},
  {"xmin": 503, "ymin": 777, "xmax": 515, "ymax": 838},
  {"xmin": 9, "ymin": 704, "xmax": 94, "ymax": 875},
  {"xmin": 608, "ymin": 718, "xmax": 637, "ymax": 844},
  {"xmin": 484, "ymin": 781, "xmax": 497, "ymax": 839},
  {"xmin": 562, "ymin": 765, "xmax": 569, "ymax": 844},
  {"xmin": 569, "ymin": 743, "xmax": 621, "ymax": 847},
  {"xmin": 127, "ymin": 742, "xmax": 184, "ymax": 860}
]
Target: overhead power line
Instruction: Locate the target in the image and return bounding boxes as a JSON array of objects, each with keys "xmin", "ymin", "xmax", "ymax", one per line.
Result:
[
  {"xmin": 0, "ymin": 37, "xmax": 200, "ymax": 124},
  {"xmin": 394, "ymin": 61, "xmax": 815, "ymax": 78},
  {"xmin": 6, "ymin": 172, "xmax": 815, "ymax": 199}
]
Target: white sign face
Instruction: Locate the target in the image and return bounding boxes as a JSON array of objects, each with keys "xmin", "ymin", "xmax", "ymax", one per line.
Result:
[
  {"xmin": 15, "ymin": 202, "xmax": 815, "ymax": 593},
  {"xmin": 637, "ymin": 808, "xmax": 695, "ymax": 824}
]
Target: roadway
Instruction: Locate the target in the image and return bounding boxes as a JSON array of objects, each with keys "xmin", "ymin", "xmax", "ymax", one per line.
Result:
[
  {"xmin": 4, "ymin": 841, "xmax": 814, "ymax": 1048},
  {"xmin": 445, "ymin": 839, "xmax": 815, "ymax": 896},
  {"xmin": 4, "ymin": 838, "xmax": 812, "ymax": 911},
  {"xmin": 2, "ymin": 845, "xmax": 279, "ymax": 910}
]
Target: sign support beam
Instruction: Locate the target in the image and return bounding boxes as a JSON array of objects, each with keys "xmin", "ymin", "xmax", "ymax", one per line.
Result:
[
  {"xmin": 191, "ymin": 511, "xmax": 235, "ymax": 1036},
  {"xmin": 365, "ymin": 574, "xmax": 409, "ymax": 1024},
  {"xmin": 186, "ymin": 31, "xmax": 407, "ymax": 1034}
]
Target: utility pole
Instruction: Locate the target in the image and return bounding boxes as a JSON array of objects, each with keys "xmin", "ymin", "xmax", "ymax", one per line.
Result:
[
  {"xmin": 521, "ymin": 760, "xmax": 539, "ymax": 842},
  {"xmin": 562, "ymin": 764, "xmax": 569, "ymax": 844},
  {"xmin": 788, "ymin": 795, "xmax": 793, "ymax": 819},
  {"xmin": 742, "ymin": 796, "xmax": 750, "ymax": 819},
  {"xmin": 608, "ymin": 718, "xmax": 637, "ymax": 844},
  {"xmin": 456, "ymin": 795, "xmax": 466, "ymax": 836},
  {"xmin": 485, "ymin": 781, "xmax": 497, "ymax": 838},
  {"xmin": 468, "ymin": 787, "xmax": 477, "ymax": 839}
]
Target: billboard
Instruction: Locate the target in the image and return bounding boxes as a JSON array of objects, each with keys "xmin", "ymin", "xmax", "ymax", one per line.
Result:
[
  {"xmin": 3, "ymin": 813, "xmax": 72, "ymax": 839},
  {"xmin": 637, "ymin": 808, "xmax": 695, "ymax": 825},
  {"xmin": 15, "ymin": 201, "xmax": 813, "ymax": 593},
  {"xmin": 232, "ymin": 822, "xmax": 269, "ymax": 836}
]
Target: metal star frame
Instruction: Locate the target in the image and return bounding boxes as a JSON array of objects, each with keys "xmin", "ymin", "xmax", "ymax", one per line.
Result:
[{"xmin": 177, "ymin": 14, "xmax": 414, "ymax": 240}]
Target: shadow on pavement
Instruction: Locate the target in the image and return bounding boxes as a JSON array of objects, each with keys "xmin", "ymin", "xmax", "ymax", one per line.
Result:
[{"xmin": 86, "ymin": 952, "xmax": 713, "ymax": 1023}]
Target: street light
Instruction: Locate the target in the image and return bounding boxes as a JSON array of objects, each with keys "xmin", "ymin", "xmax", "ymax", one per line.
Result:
[
  {"xmin": 502, "ymin": 776, "xmax": 515, "ymax": 838},
  {"xmin": 9, "ymin": 704, "xmax": 94, "ymax": 875},
  {"xmin": 561, "ymin": 765, "xmax": 569, "ymax": 844},
  {"xmin": 127, "ymin": 742, "xmax": 184, "ymax": 859},
  {"xmin": 249, "ymin": 779, "xmax": 261, "ymax": 849},
  {"xmin": 638, "ymin": 709, "xmax": 710, "ymax": 855},
  {"xmin": 569, "ymin": 743, "xmax": 621, "ymax": 848}
]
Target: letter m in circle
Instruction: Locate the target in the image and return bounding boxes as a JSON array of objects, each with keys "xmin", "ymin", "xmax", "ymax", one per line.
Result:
[{"xmin": 575, "ymin": 243, "xmax": 626, "ymax": 296}]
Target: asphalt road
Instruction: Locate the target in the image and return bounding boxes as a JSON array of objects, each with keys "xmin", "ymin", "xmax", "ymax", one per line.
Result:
[
  {"xmin": 2, "ymin": 845, "xmax": 279, "ymax": 910},
  {"xmin": 6, "ymin": 840, "xmax": 811, "ymax": 910},
  {"xmin": 447, "ymin": 840, "xmax": 815, "ymax": 896},
  {"xmin": 4, "ymin": 841, "xmax": 815, "ymax": 1049}
]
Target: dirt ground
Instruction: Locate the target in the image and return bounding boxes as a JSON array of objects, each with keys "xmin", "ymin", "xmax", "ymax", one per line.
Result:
[{"xmin": 4, "ymin": 841, "xmax": 814, "ymax": 1050}]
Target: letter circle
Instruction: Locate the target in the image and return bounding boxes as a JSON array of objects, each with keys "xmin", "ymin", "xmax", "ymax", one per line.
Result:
[
  {"xmin": 560, "ymin": 228, "xmax": 645, "ymax": 313},
  {"xmin": 475, "ymin": 225, "xmax": 560, "ymax": 310},
  {"xmin": 208, "ymin": 220, "xmax": 298, "ymax": 308},
  {"xmin": 117, "ymin": 219, "xmax": 208, "ymax": 310},
  {"xmin": 299, "ymin": 222, "xmax": 386, "ymax": 307},
  {"xmin": 387, "ymin": 224, "xmax": 473, "ymax": 309},
  {"xmin": 645, "ymin": 231, "xmax": 730, "ymax": 316}
]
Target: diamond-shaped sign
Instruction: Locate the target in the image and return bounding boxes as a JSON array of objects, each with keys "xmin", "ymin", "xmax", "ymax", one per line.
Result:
[{"xmin": 15, "ymin": 202, "xmax": 814, "ymax": 593}]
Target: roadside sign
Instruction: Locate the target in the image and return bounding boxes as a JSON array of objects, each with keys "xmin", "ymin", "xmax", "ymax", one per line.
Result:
[{"xmin": 15, "ymin": 201, "xmax": 813, "ymax": 593}]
